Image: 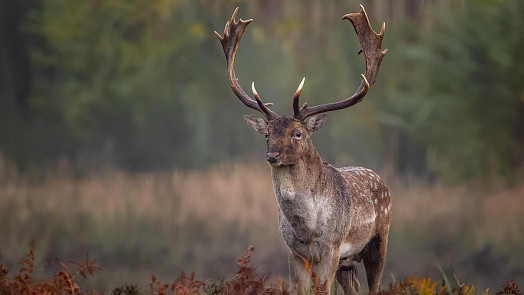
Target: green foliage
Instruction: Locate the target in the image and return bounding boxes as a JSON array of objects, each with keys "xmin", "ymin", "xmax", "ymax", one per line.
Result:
[
  {"xmin": 1, "ymin": 0, "xmax": 523, "ymax": 183},
  {"xmin": 382, "ymin": 0, "xmax": 524, "ymax": 184},
  {"xmin": 25, "ymin": 0, "xmax": 196, "ymax": 169}
]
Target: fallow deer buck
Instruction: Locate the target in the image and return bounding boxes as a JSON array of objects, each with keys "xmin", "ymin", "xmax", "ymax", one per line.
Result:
[{"xmin": 215, "ymin": 5, "xmax": 391, "ymax": 295}]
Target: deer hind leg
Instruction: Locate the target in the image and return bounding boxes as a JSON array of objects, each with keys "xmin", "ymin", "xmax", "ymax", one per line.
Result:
[
  {"xmin": 336, "ymin": 258, "xmax": 360, "ymax": 295},
  {"xmin": 361, "ymin": 233, "xmax": 389, "ymax": 293}
]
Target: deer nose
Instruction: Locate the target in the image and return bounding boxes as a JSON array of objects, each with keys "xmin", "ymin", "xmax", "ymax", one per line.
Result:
[{"xmin": 266, "ymin": 152, "xmax": 280, "ymax": 164}]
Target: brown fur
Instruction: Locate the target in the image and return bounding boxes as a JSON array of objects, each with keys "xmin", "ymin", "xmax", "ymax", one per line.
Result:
[{"xmin": 245, "ymin": 115, "xmax": 392, "ymax": 295}]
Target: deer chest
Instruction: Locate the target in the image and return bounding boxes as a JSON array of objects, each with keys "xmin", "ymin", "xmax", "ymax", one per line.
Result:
[{"xmin": 275, "ymin": 185, "xmax": 340, "ymax": 248}]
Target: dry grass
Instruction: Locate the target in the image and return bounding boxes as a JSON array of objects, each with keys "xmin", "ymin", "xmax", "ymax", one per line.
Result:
[
  {"xmin": 2, "ymin": 154, "xmax": 523, "ymax": 242},
  {"xmin": 172, "ymin": 163, "xmax": 276, "ymax": 226},
  {"xmin": 385, "ymin": 171, "xmax": 524, "ymax": 244},
  {"xmin": 0, "ymin": 153, "xmax": 523, "ymax": 291},
  {"xmin": 0, "ymin": 160, "xmax": 276, "ymax": 229}
]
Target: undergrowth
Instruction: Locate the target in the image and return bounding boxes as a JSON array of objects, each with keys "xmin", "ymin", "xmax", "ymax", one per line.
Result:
[
  {"xmin": 0, "ymin": 240, "xmax": 100, "ymax": 295},
  {"xmin": 0, "ymin": 241, "xmax": 522, "ymax": 295}
]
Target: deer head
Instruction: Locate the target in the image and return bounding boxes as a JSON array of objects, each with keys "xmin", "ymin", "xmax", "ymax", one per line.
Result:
[
  {"xmin": 215, "ymin": 6, "xmax": 387, "ymax": 166},
  {"xmin": 243, "ymin": 114, "xmax": 327, "ymax": 166}
]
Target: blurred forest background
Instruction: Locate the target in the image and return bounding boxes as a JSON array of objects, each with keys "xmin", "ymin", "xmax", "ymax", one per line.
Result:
[{"xmin": 1, "ymin": 0, "xmax": 523, "ymax": 293}]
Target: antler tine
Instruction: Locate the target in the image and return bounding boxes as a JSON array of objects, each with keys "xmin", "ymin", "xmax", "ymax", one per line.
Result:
[
  {"xmin": 252, "ymin": 82, "xmax": 275, "ymax": 120},
  {"xmin": 294, "ymin": 5, "xmax": 386, "ymax": 121},
  {"xmin": 214, "ymin": 8, "xmax": 277, "ymax": 121},
  {"xmin": 293, "ymin": 77, "xmax": 306, "ymax": 118}
]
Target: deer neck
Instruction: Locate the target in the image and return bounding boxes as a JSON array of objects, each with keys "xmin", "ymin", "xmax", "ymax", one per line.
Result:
[
  {"xmin": 270, "ymin": 144, "xmax": 337, "ymax": 250},
  {"xmin": 270, "ymin": 145, "xmax": 326, "ymax": 198}
]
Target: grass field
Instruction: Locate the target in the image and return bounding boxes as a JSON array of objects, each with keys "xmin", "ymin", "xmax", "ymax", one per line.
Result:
[{"xmin": 0, "ymin": 157, "xmax": 523, "ymax": 293}]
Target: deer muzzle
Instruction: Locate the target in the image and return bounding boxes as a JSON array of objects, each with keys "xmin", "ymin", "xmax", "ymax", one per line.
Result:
[{"xmin": 266, "ymin": 152, "xmax": 280, "ymax": 165}]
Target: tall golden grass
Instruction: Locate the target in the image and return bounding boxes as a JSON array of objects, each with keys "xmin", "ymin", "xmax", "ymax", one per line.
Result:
[
  {"xmin": 0, "ymin": 160, "xmax": 276, "ymax": 228},
  {"xmin": 386, "ymin": 173, "xmax": 524, "ymax": 244}
]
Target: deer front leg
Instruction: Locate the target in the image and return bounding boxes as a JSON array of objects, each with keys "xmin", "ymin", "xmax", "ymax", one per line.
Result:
[
  {"xmin": 290, "ymin": 252, "xmax": 313, "ymax": 295},
  {"xmin": 317, "ymin": 248, "xmax": 341, "ymax": 294}
]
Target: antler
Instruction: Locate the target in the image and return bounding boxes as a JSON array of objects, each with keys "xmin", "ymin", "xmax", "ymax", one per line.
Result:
[
  {"xmin": 215, "ymin": 8, "xmax": 277, "ymax": 121},
  {"xmin": 293, "ymin": 5, "xmax": 387, "ymax": 121}
]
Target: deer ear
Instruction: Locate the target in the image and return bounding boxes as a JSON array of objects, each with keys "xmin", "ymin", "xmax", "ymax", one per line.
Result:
[
  {"xmin": 244, "ymin": 115, "xmax": 268, "ymax": 134},
  {"xmin": 306, "ymin": 114, "xmax": 328, "ymax": 133}
]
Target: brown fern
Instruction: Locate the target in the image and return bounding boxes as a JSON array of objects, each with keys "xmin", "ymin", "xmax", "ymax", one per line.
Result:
[
  {"xmin": 5, "ymin": 241, "xmax": 520, "ymax": 295},
  {"xmin": 73, "ymin": 253, "xmax": 100, "ymax": 279},
  {"xmin": 149, "ymin": 246, "xmax": 290, "ymax": 295},
  {"xmin": 151, "ymin": 274, "xmax": 170, "ymax": 295},
  {"xmin": 0, "ymin": 240, "xmax": 100, "ymax": 295},
  {"xmin": 497, "ymin": 279, "xmax": 523, "ymax": 295},
  {"xmin": 172, "ymin": 272, "xmax": 206, "ymax": 295},
  {"xmin": 221, "ymin": 246, "xmax": 268, "ymax": 294}
]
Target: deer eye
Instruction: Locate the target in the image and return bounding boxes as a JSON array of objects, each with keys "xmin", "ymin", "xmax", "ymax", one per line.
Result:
[
  {"xmin": 264, "ymin": 133, "xmax": 269, "ymax": 139},
  {"xmin": 295, "ymin": 132, "xmax": 302, "ymax": 138}
]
